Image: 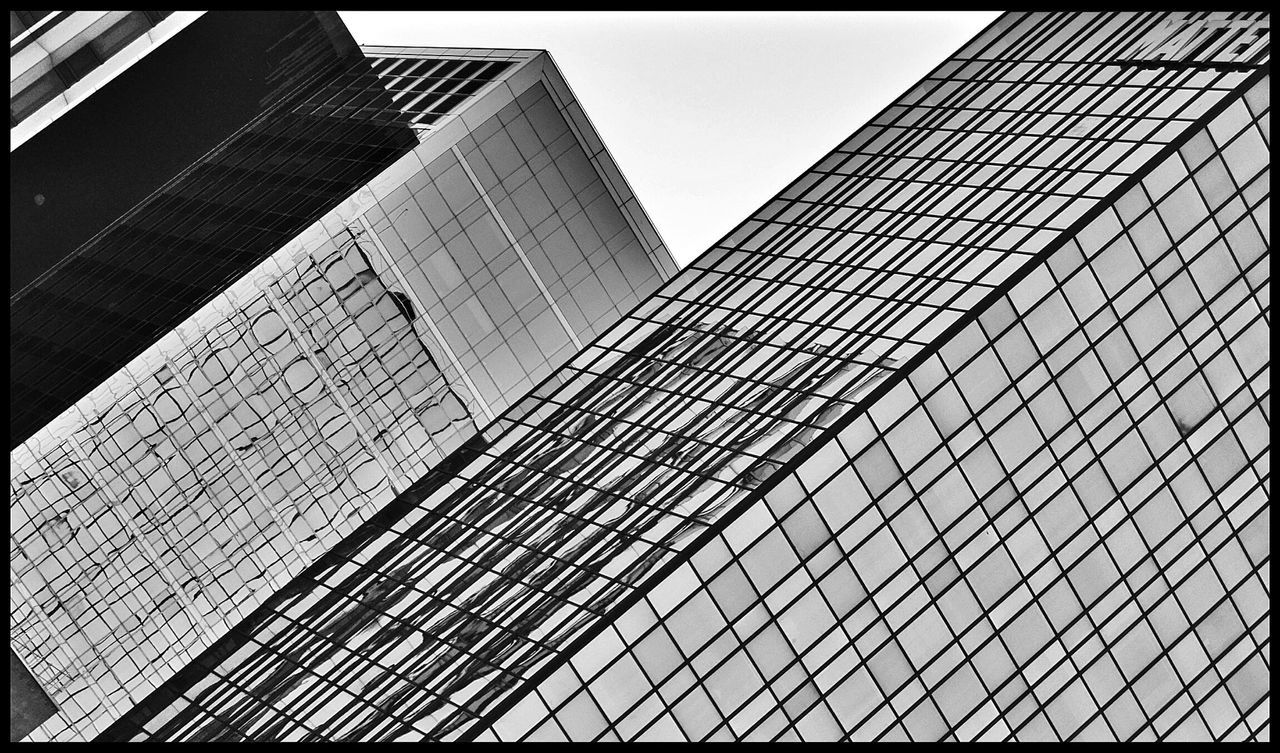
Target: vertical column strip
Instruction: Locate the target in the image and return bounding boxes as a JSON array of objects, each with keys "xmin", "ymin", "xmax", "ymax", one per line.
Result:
[
  {"xmin": 350, "ymin": 216, "xmax": 498, "ymax": 424},
  {"xmin": 451, "ymin": 144, "xmax": 585, "ymax": 349},
  {"xmin": 62, "ymin": 433, "xmax": 219, "ymax": 650},
  {"xmin": 159, "ymin": 351, "xmax": 310, "ymax": 578},
  {"xmin": 9, "ymin": 564, "xmax": 123, "ymax": 738},
  {"xmin": 255, "ymin": 287, "xmax": 406, "ymax": 494}
]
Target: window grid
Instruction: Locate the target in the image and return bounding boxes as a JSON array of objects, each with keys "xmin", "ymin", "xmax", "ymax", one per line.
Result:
[{"xmin": 98, "ymin": 11, "xmax": 1269, "ymax": 742}]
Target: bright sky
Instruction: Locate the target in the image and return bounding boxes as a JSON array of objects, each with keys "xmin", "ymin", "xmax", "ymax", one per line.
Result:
[{"xmin": 341, "ymin": 11, "xmax": 1000, "ymax": 266}]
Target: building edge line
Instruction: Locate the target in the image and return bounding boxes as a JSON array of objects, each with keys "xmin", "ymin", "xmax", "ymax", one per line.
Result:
[{"xmin": 455, "ymin": 59, "xmax": 1271, "ymax": 741}]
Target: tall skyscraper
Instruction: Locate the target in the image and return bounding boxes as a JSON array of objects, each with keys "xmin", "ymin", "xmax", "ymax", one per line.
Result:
[
  {"xmin": 10, "ymin": 10, "xmax": 424, "ymax": 449},
  {"xmin": 19, "ymin": 9, "xmax": 1271, "ymax": 743},
  {"xmin": 9, "ymin": 12, "xmax": 674, "ymax": 742}
]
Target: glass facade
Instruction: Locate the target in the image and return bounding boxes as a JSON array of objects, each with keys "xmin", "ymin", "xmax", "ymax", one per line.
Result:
[
  {"xmin": 11, "ymin": 46, "xmax": 673, "ymax": 742},
  {"xmin": 81, "ymin": 10, "xmax": 1271, "ymax": 743},
  {"xmin": 484, "ymin": 71, "xmax": 1269, "ymax": 743},
  {"xmin": 10, "ymin": 11, "xmax": 427, "ymax": 450}
]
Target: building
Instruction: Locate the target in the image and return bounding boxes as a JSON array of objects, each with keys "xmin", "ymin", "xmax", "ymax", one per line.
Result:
[
  {"xmin": 35, "ymin": 9, "xmax": 1275, "ymax": 742},
  {"xmin": 9, "ymin": 12, "xmax": 675, "ymax": 742},
  {"xmin": 9, "ymin": 10, "xmax": 424, "ymax": 449},
  {"xmin": 10, "ymin": 11, "xmax": 194, "ymax": 139},
  {"xmin": 97, "ymin": 10, "xmax": 1270, "ymax": 742}
]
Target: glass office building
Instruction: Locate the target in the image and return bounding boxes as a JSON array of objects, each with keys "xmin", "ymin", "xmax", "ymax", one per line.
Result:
[
  {"xmin": 10, "ymin": 26, "xmax": 674, "ymax": 742},
  {"xmin": 10, "ymin": 11, "xmax": 421, "ymax": 449},
  {"xmin": 53, "ymin": 10, "xmax": 1280, "ymax": 743}
]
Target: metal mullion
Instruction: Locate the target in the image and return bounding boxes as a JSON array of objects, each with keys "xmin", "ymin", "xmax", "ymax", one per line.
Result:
[
  {"xmin": 551, "ymin": 366, "xmax": 828, "ymax": 469},
  {"xmin": 611, "ymin": 450, "xmax": 1017, "ymax": 742},
  {"xmin": 953, "ymin": 299, "xmax": 1158, "ymax": 742},
  {"xmin": 387, "ymin": 59, "xmax": 450, "ymax": 102},
  {"xmin": 415, "ymin": 62, "xmax": 506, "ymax": 110},
  {"xmin": 507, "ymin": 400, "xmax": 773, "ymax": 477},
  {"xmin": 727, "ymin": 240, "xmax": 972, "ymax": 317},
  {"xmin": 710, "ymin": 231, "xmax": 997, "ymax": 284},
  {"xmin": 10, "ymin": 562, "xmax": 130, "ymax": 733},
  {"xmin": 587, "ymin": 336, "xmax": 781, "ymax": 431},
  {"xmin": 60, "ymin": 431, "xmax": 220, "ymax": 647},
  {"xmin": 633, "ymin": 304, "xmax": 937, "ymax": 355},
  {"xmin": 379, "ymin": 58, "xmax": 431, "ymax": 93},
  {"xmin": 524, "ymin": 381, "xmax": 801, "ymax": 491},
  {"xmin": 160, "ymin": 593, "xmax": 378, "ymax": 735},
  {"xmin": 1075, "ymin": 605, "xmax": 1267, "ymax": 740},
  {"xmin": 847, "ymin": 463, "xmax": 1268, "ymax": 742},
  {"xmin": 477, "ymin": 413, "xmax": 748, "ymax": 514},
  {"xmin": 422, "ymin": 454, "xmax": 685, "ymax": 560},
  {"xmin": 391, "ymin": 59, "xmax": 465, "ymax": 110},
  {"xmin": 1071, "ymin": 193, "xmax": 1269, "ymax": 667},
  {"xmin": 1115, "ymin": 555, "xmax": 1267, "ymax": 737},
  {"xmin": 401, "ymin": 501, "xmax": 639, "ymax": 602},
  {"xmin": 1230, "ymin": 693, "xmax": 1270, "ymax": 741},
  {"xmin": 388, "ymin": 446, "xmax": 656, "ymax": 557},
  {"xmin": 365, "ymin": 555, "xmax": 597, "ymax": 667},
  {"xmin": 684, "ymin": 560, "xmax": 864, "ymax": 742},
  {"xmin": 839, "ymin": 61, "xmax": 1208, "ymax": 199},
  {"xmin": 581, "ymin": 335, "xmax": 889, "ymax": 416},
  {"xmin": 628, "ymin": 306, "xmax": 893, "ymax": 367},
  {"xmin": 407, "ymin": 63, "xmax": 496, "ymax": 122},
  {"xmin": 847, "ymin": 433, "xmax": 1043, "ymax": 742},
  {"xmin": 232, "ymin": 568, "xmax": 511, "ymax": 697},
  {"xmin": 459, "ymin": 434, "xmax": 741, "ymax": 535},
  {"xmin": 1069, "ymin": 556, "xmax": 1272, "ymax": 741},
  {"xmin": 481, "ymin": 376, "xmax": 737, "ymax": 494},
  {"xmin": 849, "ymin": 77, "xmax": 1183, "ymax": 250},
  {"xmin": 196, "ymin": 635, "xmax": 388, "ymax": 743},
  {"xmin": 693, "ymin": 245, "xmax": 1009, "ymax": 292},
  {"xmin": 326, "ymin": 510, "xmax": 634, "ymax": 647},
  {"xmin": 1181, "ymin": 163, "xmax": 1269, "ymax": 304},
  {"xmin": 895, "ymin": 294, "xmax": 1269, "ymax": 607},
  {"xmin": 737, "ymin": 36, "xmax": 1254, "ymax": 742},
  {"xmin": 916, "ymin": 69, "xmax": 1234, "ymax": 91},
  {"xmin": 782, "ymin": 194, "xmax": 1084, "ymax": 233},
  {"xmin": 678, "ymin": 531, "xmax": 837, "ymax": 741},
  {"xmin": 395, "ymin": 598, "xmax": 589, "ymax": 709},
  {"xmin": 769, "ymin": 179, "xmax": 1022, "ymax": 291},
  {"xmin": 976, "ymin": 289, "xmax": 1224, "ymax": 742},
  {"xmin": 754, "ymin": 513, "xmax": 961, "ymax": 742},
  {"xmin": 917, "ymin": 425, "xmax": 1272, "ymax": 739},
  {"xmin": 656, "ymin": 266, "xmax": 965, "ymax": 321},
  {"xmin": 1208, "ymin": 663, "xmax": 1271, "ymax": 741},
  {"xmin": 556, "ymin": 359, "xmax": 830, "ymax": 438},
  {"xmin": 900, "ymin": 213, "xmax": 1268, "ymax": 466},
  {"xmin": 211, "ymin": 591, "xmax": 519, "ymax": 739},
  {"xmin": 1009, "ymin": 539, "xmax": 1271, "ymax": 740},
  {"xmin": 453, "ymin": 16, "xmax": 1249, "ymax": 742},
  {"xmin": 154, "ymin": 648, "xmax": 327, "ymax": 742},
  {"xmin": 875, "ymin": 100, "xmax": 1200, "ymax": 128},
  {"xmin": 159, "ymin": 348, "xmax": 308, "ymax": 578},
  {"xmin": 760, "ymin": 512, "xmax": 937, "ymax": 741},
  {"xmin": 782, "ymin": 329, "xmax": 1270, "ymax": 737},
  {"xmin": 496, "ymin": 369, "xmax": 702, "ymax": 468},
  {"xmin": 595, "ymin": 320, "xmax": 864, "ymax": 421}
]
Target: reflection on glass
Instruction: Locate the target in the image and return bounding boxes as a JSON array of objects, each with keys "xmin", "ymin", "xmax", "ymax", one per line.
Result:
[
  {"xmin": 9, "ymin": 226, "xmax": 484, "ymax": 739},
  {"xmin": 149, "ymin": 315, "xmax": 900, "ymax": 741}
]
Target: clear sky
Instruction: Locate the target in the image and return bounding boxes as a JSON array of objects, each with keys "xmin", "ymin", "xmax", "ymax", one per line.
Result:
[{"xmin": 341, "ymin": 11, "xmax": 1000, "ymax": 266}]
